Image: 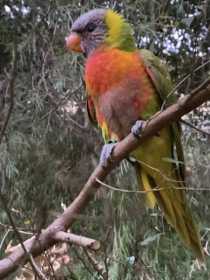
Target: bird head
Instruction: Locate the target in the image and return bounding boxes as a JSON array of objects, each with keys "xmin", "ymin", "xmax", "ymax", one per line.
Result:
[{"xmin": 66, "ymin": 9, "xmax": 135, "ymax": 57}]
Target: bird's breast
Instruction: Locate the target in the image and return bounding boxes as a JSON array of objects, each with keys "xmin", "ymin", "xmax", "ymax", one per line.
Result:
[
  {"xmin": 85, "ymin": 48, "xmax": 158, "ymax": 139},
  {"xmin": 85, "ymin": 48, "xmax": 146, "ymax": 95}
]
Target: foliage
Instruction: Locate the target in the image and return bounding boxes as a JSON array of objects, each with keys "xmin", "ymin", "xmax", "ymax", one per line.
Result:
[{"xmin": 0, "ymin": 0, "xmax": 210, "ymax": 279}]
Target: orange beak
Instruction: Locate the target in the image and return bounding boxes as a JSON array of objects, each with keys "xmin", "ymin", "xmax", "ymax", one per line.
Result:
[{"xmin": 65, "ymin": 32, "xmax": 83, "ymax": 53}]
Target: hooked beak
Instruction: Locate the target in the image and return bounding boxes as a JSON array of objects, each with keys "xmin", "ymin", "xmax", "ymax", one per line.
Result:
[{"xmin": 65, "ymin": 32, "xmax": 83, "ymax": 53}]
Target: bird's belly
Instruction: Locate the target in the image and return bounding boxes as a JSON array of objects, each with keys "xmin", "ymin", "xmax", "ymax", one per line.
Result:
[
  {"xmin": 96, "ymin": 85, "xmax": 174, "ymax": 179},
  {"xmin": 98, "ymin": 94, "xmax": 139, "ymax": 140},
  {"xmin": 131, "ymin": 126, "xmax": 173, "ymax": 178},
  {"xmin": 96, "ymin": 80, "xmax": 159, "ymax": 142}
]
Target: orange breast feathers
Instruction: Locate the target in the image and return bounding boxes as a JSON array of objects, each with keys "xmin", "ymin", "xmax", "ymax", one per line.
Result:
[
  {"xmin": 85, "ymin": 48, "xmax": 149, "ymax": 96},
  {"xmin": 84, "ymin": 48, "xmax": 156, "ymax": 139}
]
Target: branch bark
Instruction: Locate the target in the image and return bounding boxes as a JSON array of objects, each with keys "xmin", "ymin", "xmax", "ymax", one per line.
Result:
[
  {"xmin": 53, "ymin": 232, "xmax": 100, "ymax": 250},
  {"xmin": 0, "ymin": 82, "xmax": 209, "ymax": 279}
]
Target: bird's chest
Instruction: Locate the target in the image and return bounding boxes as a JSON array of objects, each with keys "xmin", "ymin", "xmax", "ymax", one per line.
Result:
[
  {"xmin": 85, "ymin": 49, "xmax": 141, "ymax": 95},
  {"xmin": 85, "ymin": 49, "xmax": 156, "ymax": 140}
]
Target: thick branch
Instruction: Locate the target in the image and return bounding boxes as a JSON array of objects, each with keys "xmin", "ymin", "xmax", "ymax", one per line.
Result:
[{"xmin": 0, "ymin": 83, "xmax": 209, "ymax": 279}]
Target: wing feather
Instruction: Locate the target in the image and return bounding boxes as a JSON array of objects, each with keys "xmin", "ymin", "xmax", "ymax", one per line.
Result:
[{"xmin": 139, "ymin": 49, "xmax": 185, "ymax": 181}]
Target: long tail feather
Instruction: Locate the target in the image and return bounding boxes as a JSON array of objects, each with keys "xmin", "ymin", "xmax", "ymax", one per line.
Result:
[{"xmin": 135, "ymin": 164, "xmax": 204, "ymax": 261}]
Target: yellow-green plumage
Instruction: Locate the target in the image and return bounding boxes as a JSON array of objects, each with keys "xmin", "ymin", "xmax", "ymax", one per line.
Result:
[{"xmin": 133, "ymin": 50, "xmax": 204, "ymax": 261}]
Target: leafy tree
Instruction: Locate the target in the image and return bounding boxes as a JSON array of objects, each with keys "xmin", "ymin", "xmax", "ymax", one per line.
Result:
[{"xmin": 0, "ymin": 0, "xmax": 210, "ymax": 279}]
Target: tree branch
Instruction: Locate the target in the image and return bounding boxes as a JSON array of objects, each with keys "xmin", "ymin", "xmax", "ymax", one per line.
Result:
[
  {"xmin": 0, "ymin": 81, "xmax": 209, "ymax": 279},
  {"xmin": 53, "ymin": 231, "xmax": 100, "ymax": 250},
  {"xmin": 0, "ymin": 193, "xmax": 48, "ymax": 280}
]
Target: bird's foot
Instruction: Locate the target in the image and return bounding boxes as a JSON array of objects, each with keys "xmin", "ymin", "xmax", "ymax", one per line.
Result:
[
  {"xmin": 100, "ymin": 141, "xmax": 117, "ymax": 168},
  {"xmin": 131, "ymin": 120, "xmax": 145, "ymax": 139}
]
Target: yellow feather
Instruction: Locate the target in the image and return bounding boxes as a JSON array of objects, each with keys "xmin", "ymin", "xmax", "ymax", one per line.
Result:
[
  {"xmin": 105, "ymin": 10, "xmax": 125, "ymax": 46},
  {"xmin": 104, "ymin": 10, "xmax": 135, "ymax": 50},
  {"xmin": 101, "ymin": 121, "xmax": 109, "ymax": 143},
  {"xmin": 141, "ymin": 169, "xmax": 156, "ymax": 208}
]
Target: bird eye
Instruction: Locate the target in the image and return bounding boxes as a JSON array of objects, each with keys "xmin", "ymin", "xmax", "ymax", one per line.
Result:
[{"xmin": 86, "ymin": 22, "xmax": 96, "ymax": 32}]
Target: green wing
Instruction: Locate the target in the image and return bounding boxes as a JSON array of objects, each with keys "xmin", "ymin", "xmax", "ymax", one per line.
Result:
[{"xmin": 139, "ymin": 49, "xmax": 185, "ymax": 181}]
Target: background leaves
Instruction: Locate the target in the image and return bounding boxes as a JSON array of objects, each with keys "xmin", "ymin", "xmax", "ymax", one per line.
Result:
[{"xmin": 0, "ymin": 0, "xmax": 210, "ymax": 279}]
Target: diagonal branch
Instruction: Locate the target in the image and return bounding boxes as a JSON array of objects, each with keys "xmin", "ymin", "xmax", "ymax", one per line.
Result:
[{"xmin": 0, "ymin": 81, "xmax": 209, "ymax": 279}]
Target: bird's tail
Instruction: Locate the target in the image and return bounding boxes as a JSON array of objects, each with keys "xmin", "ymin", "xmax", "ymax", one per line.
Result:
[{"xmin": 135, "ymin": 164, "xmax": 204, "ymax": 262}]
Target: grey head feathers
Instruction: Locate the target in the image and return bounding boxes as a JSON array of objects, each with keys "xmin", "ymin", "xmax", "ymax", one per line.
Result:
[
  {"xmin": 70, "ymin": 9, "xmax": 107, "ymax": 56},
  {"xmin": 71, "ymin": 9, "xmax": 106, "ymax": 33}
]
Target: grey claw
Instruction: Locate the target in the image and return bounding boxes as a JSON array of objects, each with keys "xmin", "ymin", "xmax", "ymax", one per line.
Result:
[
  {"xmin": 100, "ymin": 143, "xmax": 117, "ymax": 167},
  {"xmin": 131, "ymin": 120, "xmax": 145, "ymax": 139}
]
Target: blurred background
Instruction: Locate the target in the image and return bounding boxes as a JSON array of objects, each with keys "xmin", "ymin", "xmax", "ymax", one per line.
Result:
[{"xmin": 0, "ymin": 0, "xmax": 210, "ymax": 279}]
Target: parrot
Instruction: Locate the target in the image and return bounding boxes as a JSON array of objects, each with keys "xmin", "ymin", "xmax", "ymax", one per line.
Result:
[{"xmin": 66, "ymin": 9, "xmax": 204, "ymax": 261}]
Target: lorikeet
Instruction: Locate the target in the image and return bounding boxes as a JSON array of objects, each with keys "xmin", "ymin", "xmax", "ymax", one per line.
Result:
[{"xmin": 66, "ymin": 9, "xmax": 204, "ymax": 260}]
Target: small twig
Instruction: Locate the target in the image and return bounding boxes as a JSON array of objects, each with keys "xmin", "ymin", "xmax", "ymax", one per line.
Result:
[
  {"xmin": 161, "ymin": 60, "xmax": 210, "ymax": 110},
  {"xmin": 190, "ymin": 77, "xmax": 210, "ymax": 96},
  {"xmin": 96, "ymin": 178, "xmax": 154, "ymax": 193},
  {"xmin": 72, "ymin": 247, "xmax": 93, "ymax": 276},
  {"xmin": 53, "ymin": 231, "xmax": 100, "ymax": 251},
  {"xmin": 66, "ymin": 114, "xmax": 88, "ymax": 131},
  {"xmin": 42, "ymin": 251, "xmax": 57, "ymax": 279},
  {"xmin": 135, "ymin": 157, "xmax": 184, "ymax": 184},
  {"xmin": 0, "ymin": 222, "xmax": 33, "ymax": 236},
  {"xmin": 181, "ymin": 119, "xmax": 210, "ymax": 137},
  {"xmin": 102, "ymin": 228, "xmax": 111, "ymax": 279},
  {"xmin": 95, "ymin": 178, "xmax": 210, "ymax": 193},
  {"xmin": 83, "ymin": 249, "xmax": 107, "ymax": 280},
  {"xmin": 154, "ymin": 77, "xmax": 210, "ymax": 127},
  {"xmin": 0, "ymin": 193, "xmax": 48, "ymax": 280},
  {"xmin": 39, "ymin": 82, "xmax": 83, "ymax": 121},
  {"xmin": 0, "ymin": 42, "xmax": 17, "ymax": 144},
  {"xmin": 0, "ymin": 230, "xmax": 10, "ymax": 253}
]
